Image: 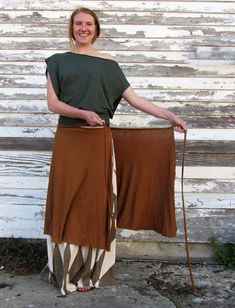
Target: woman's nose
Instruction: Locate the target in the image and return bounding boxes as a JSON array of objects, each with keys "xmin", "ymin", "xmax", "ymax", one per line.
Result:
[{"xmin": 80, "ymin": 24, "xmax": 87, "ymax": 30}]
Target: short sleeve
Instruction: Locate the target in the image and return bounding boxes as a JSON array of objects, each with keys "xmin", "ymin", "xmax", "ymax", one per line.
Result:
[
  {"xmin": 108, "ymin": 62, "xmax": 130, "ymax": 113},
  {"xmin": 112, "ymin": 62, "xmax": 130, "ymax": 96},
  {"xmin": 45, "ymin": 54, "xmax": 61, "ymax": 97}
]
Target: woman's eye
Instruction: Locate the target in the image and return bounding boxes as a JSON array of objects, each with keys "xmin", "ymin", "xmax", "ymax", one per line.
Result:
[{"xmin": 74, "ymin": 22, "xmax": 93, "ymax": 26}]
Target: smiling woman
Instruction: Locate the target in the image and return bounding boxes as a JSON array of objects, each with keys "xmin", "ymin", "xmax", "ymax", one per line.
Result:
[
  {"xmin": 40, "ymin": 6, "xmax": 187, "ymax": 297},
  {"xmin": 69, "ymin": 7, "xmax": 100, "ymax": 45}
]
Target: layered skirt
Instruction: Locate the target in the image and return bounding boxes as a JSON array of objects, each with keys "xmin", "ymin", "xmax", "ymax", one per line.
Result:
[
  {"xmin": 41, "ymin": 125, "xmax": 116, "ymax": 295},
  {"xmin": 41, "ymin": 124, "xmax": 177, "ymax": 295}
]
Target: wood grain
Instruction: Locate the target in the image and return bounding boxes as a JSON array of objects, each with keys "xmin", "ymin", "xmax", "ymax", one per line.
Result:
[
  {"xmin": 1, "ymin": 204, "xmax": 234, "ymax": 243},
  {"xmin": 0, "ymin": 0, "xmax": 234, "ymax": 247}
]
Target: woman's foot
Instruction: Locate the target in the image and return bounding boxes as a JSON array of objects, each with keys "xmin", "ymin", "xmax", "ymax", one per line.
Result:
[{"xmin": 77, "ymin": 286, "xmax": 93, "ymax": 292}]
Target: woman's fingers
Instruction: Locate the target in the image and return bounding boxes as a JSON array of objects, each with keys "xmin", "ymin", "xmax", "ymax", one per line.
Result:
[
  {"xmin": 174, "ymin": 118, "xmax": 187, "ymax": 133},
  {"xmin": 84, "ymin": 111, "xmax": 104, "ymax": 126},
  {"xmin": 174, "ymin": 125, "xmax": 187, "ymax": 133}
]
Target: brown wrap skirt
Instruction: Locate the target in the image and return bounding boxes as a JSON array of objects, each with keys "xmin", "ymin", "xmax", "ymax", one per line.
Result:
[
  {"xmin": 42, "ymin": 124, "xmax": 176, "ymax": 294},
  {"xmin": 112, "ymin": 127, "xmax": 177, "ymax": 237}
]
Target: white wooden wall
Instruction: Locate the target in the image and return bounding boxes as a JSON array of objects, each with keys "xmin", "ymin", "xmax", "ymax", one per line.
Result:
[{"xmin": 0, "ymin": 0, "xmax": 235, "ymax": 259}]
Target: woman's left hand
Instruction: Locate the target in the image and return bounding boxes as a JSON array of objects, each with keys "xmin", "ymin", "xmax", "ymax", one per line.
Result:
[
  {"xmin": 170, "ymin": 116, "xmax": 188, "ymax": 133},
  {"xmin": 122, "ymin": 87, "xmax": 188, "ymax": 133}
]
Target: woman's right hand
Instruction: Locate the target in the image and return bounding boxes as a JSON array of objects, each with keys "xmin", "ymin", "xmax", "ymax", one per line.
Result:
[
  {"xmin": 82, "ymin": 110, "xmax": 104, "ymax": 126},
  {"xmin": 47, "ymin": 74, "xmax": 104, "ymax": 126}
]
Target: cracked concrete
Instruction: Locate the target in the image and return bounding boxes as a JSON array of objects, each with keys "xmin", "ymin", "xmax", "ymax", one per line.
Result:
[{"xmin": 0, "ymin": 261, "xmax": 234, "ymax": 308}]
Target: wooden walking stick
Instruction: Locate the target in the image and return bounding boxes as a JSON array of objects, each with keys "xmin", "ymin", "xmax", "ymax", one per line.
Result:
[{"xmin": 181, "ymin": 131, "xmax": 197, "ymax": 293}]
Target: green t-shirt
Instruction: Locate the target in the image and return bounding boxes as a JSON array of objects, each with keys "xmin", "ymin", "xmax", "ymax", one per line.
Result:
[{"xmin": 45, "ymin": 52, "xmax": 130, "ymax": 125}]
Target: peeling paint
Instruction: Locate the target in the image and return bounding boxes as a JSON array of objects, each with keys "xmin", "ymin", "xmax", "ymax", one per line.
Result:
[{"xmin": 0, "ymin": 0, "xmax": 234, "ymax": 245}]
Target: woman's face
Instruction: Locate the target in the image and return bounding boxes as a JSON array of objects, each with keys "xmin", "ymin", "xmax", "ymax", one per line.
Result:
[{"xmin": 73, "ymin": 12, "xmax": 96, "ymax": 45}]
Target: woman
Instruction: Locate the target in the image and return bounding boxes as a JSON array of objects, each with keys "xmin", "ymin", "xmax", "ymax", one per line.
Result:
[{"xmin": 41, "ymin": 7, "xmax": 187, "ymax": 295}]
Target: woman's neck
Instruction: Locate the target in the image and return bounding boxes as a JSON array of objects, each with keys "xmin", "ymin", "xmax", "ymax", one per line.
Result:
[{"xmin": 72, "ymin": 44, "xmax": 95, "ymax": 56}]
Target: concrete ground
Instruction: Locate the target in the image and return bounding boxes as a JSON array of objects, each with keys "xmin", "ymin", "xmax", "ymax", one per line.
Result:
[{"xmin": 0, "ymin": 260, "xmax": 234, "ymax": 308}]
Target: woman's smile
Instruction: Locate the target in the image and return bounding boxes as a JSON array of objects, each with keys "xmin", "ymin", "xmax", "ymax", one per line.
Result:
[{"xmin": 73, "ymin": 12, "xmax": 96, "ymax": 45}]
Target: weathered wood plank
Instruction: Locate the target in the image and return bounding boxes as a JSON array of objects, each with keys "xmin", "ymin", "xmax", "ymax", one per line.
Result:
[
  {"xmin": 0, "ymin": 112, "xmax": 233, "ymax": 129},
  {"xmin": 1, "ymin": 10, "xmax": 235, "ymax": 26},
  {"xmin": 176, "ymin": 153, "xmax": 235, "ymax": 167},
  {"xmin": 187, "ymin": 117, "xmax": 235, "ymax": 129},
  {"xmin": 177, "ymin": 179, "xmax": 235, "ymax": 194},
  {"xmin": 1, "ymin": 37, "xmax": 235, "ymax": 51},
  {"xmin": 175, "ymin": 129, "xmax": 235, "ymax": 141},
  {"xmin": 0, "ymin": 176, "xmax": 47, "ymax": 189},
  {"xmin": 0, "ymin": 189, "xmax": 234, "ymax": 209},
  {"xmin": 0, "ymin": 165, "xmax": 234, "ymax": 180},
  {"xmin": 0, "ymin": 138, "xmax": 234, "ymax": 154},
  {"xmin": 1, "ymin": 176, "xmax": 234, "ymax": 194},
  {"xmin": 0, "ymin": 127, "xmax": 234, "ymax": 141},
  {"xmin": 0, "ymin": 0, "xmax": 234, "ymax": 247},
  {"xmin": 0, "ymin": 113, "xmax": 58, "ymax": 127},
  {"xmin": 1, "ymin": 75, "xmax": 235, "ymax": 90},
  {"xmin": 1, "ymin": 24, "xmax": 235, "ymax": 39},
  {"xmin": 0, "ymin": 88, "xmax": 45, "ymax": 100},
  {"xmin": 112, "ymin": 115, "xmax": 235, "ymax": 129},
  {"xmin": 0, "ymin": 205, "xmax": 45, "ymax": 239},
  {"xmin": 175, "ymin": 166, "xmax": 235, "ymax": 179},
  {"xmin": 1, "ymin": 62, "xmax": 235, "ymax": 77},
  {"xmin": 0, "ymin": 205, "xmax": 234, "ymax": 243},
  {"xmin": 0, "ymin": 62, "xmax": 44, "ymax": 74},
  {"xmin": 0, "ymin": 189, "xmax": 47, "ymax": 206},
  {"xmin": 0, "ymin": 100, "xmax": 47, "ymax": 113},
  {"xmin": 0, "ymin": 49, "xmax": 196, "ymax": 63},
  {"xmin": 0, "ymin": 149, "xmax": 235, "ymax": 167},
  {"xmin": 98, "ymin": 11, "xmax": 235, "ymax": 26},
  {"xmin": 117, "ymin": 208, "xmax": 235, "ymax": 243},
  {"xmin": 0, "ymin": 152, "xmax": 234, "ymax": 179},
  {"xmin": 0, "ymin": 126, "xmax": 57, "ymax": 138},
  {"xmin": 177, "ymin": 193, "xmax": 235, "ymax": 208},
  {"xmin": 0, "ymin": 137, "xmax": 54, "ymax": 151},
  {"xmin": 179, "ymin": 140, "xmax": 235, "ymax": 153},
  {"xmin": 0, "ymin": 134, "xmax": 235, "ymax": 153},
  {"xmin": 0, "ymin": 152, "xmax": 51, "ymax": 176},
  {"xmin": 196, "ymin": 46, "xmax": 235, "ymax": 60},
  {"xmin": 1, "ymin": 88, "xmax": 234, "ymax": 104},
  {"xmin": 1, "ymin": 1, "xmax": 235, "ymax": 13},
  {"xmin": 0, "ymin": 75, "xmax": 45, "ymax": 88},
  {"xmin": 116, "ymin": 241, "xmax": 214, "ymax": 260},
  {"xmin": 130, "ymin": 89, "xmax": 235, "ymax": 104},
  {"xmin": 0, "ymin": 100, "xmax": 234, "ymax": 117},
  {"xmin": 0, "ymin": 113, "xmax": 234, "ymax": 129},
  {"xmin": 118, "ymin": 101, "xmax": 235, "ymax": 116}
]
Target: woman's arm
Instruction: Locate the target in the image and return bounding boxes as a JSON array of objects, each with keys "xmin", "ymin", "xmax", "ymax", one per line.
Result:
[
  {"xmin": 47, "ymin": 74, "xmax": 104, "ymax": 126},
  {"xmin": 122, "ymin": 86, "xmax": 187, "ymax": 133}
]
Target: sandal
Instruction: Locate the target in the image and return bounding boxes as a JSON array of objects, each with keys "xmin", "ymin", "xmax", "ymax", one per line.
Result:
[{"xmin": 77, "ymin": 286, "xmax": 93, "ymax": 292}]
